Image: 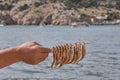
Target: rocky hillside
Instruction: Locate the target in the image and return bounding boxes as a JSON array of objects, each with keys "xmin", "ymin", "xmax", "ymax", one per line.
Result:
[{"xmin": 0, "ymin": 0, "xmax": 120, "ymax": 25}]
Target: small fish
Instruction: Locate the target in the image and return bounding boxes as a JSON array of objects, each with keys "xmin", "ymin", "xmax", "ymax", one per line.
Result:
[
  {"xmin": 80, "ymin": 42, "xmax": 86, "ymax": 60},
  {"xmin": 76, "ymin": 42, "xmax": 82, "ymax": 62}
]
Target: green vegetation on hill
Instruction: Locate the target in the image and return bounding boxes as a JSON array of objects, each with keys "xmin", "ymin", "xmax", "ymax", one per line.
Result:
[
  {"xmin": 0, "ymin": 3, "xmax": 13, "ymax": 10},
  {"xmin": 19, "ymin": 4, "xmax": 29, "ymax": 11}
]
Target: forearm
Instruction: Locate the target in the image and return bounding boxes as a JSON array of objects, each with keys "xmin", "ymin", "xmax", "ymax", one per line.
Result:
[{"xmin": 0, "ymin": 47, "xmax": 20, "ymax": 69}]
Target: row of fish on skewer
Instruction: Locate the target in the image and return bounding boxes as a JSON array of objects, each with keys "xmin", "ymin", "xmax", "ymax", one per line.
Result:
[{"xmin": 51, "ymin": 42, "xmax": 86, "ymax": 68}]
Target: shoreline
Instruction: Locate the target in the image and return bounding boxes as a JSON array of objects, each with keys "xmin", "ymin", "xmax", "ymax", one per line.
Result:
[{"xmin": 0, "ymin": 24, "xmax": 120, "ymax": 27}]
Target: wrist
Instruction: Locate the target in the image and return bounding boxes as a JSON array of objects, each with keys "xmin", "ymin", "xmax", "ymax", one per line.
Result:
[
  {"xmin": 8, "ymin": 47, "xmax": 21, "ymax": 62},
  {"xmin": 13, "ymin": 47, "xmax": 21, "ymax": 60},
  {"xmin": 14, "ymin": 46, "xmax": 23, "ymax": 61},
  {"xmin": 0, "ymin": 47, "xmax": 21, "ymax": 68}
]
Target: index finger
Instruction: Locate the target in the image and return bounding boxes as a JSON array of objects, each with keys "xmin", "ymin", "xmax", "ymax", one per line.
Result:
[{"xmin": 38, "ymin": 46, "xmax": 52, "ymax": 53}]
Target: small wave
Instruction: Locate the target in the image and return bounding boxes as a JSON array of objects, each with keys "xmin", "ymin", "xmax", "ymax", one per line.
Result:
[{"xmin": 85, "ymin": 71, "xmax": 103, "ymax": 77}]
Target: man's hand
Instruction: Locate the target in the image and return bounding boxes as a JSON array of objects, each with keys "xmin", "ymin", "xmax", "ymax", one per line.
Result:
[
  {"xmin": 0, "ymin": 41, "xmax": 51, "ymax": 69},
  {"xmin": 17, "ymin": 41, "xmax": 51, "ymax": 65}
]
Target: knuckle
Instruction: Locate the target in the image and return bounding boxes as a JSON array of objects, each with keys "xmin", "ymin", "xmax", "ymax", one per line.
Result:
[{"xmin": 30, "ymin": 41, "xmax": 38, "ymax": 44}]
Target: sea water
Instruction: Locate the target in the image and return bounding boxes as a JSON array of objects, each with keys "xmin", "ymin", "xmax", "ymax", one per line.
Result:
[{"xmin": 0, "ymin": 25, "xmax": 120, "ymax": 80}]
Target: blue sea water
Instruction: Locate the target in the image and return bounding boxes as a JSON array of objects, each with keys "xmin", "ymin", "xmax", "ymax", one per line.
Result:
[{"xmin": 0, "ymin": 25, "xmax": 120, "ymax": 80}]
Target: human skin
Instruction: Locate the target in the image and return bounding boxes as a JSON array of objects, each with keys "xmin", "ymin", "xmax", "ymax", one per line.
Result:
[{"xmin": 0, "ymin": 41, "xmax": 51, "ymax": 69}]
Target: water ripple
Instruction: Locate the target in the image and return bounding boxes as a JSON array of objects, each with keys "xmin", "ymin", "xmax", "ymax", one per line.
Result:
[{"xmin": 0, "ymin": 26, "xmax": 120, "ymax": 80}]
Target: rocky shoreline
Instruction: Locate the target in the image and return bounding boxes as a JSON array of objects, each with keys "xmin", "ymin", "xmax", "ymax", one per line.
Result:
[
  {"xmin": 0, "ymin": 1, "xmax": 120, "ymax": 26},
  {"xmin": 0, "ymin": 2, "xmax": 78, "ymax": 25}
]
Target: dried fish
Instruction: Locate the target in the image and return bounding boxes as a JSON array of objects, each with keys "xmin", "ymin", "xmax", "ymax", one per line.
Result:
[
  {"xmin": 59, "ymin": 44, "xmax": 68, "ymax": 67},
  {"xmin": 68, "ymin": 44, "xmax": 73, "ymax": 63},
  {"xmin": 80, "ymin": 42, "xmax": 86, "ymax": 60},
  {"xmin": 76, "ymin": 42, "xmax": 82, "ymax": 62},
  {"xmin": 51, "ymin": 47, "xmax": 55, "ymax": 68},
  {"xmin": 69, "ymin": 43, "xmax": 77, "ymax": 64},
  {"xmin": 51, "ymin": 42, "xmax": 88, "ymax": 68}
]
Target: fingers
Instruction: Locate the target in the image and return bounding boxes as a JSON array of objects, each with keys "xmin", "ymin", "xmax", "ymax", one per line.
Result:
[
  {"xmin": 38, "ymin": 47, "xmax": 52, "ymax": 53},
  {"xmin": 18, "ymin": 41, "xmax": 42, "ymax": 48},
  {"xmin": 32, "ymin": 52, "xmax": 49, "ymax": 64},
  {"xmin": 31, "ymin": 45, "xmax": 52, "ymax": 53},
  {"xmin": 29, "ymin": 53, "xmax": 48, "ymax": 65},
  {"xmin": 28, "ymin": 41, "xmax": 42, "ymax": 46},
  {"xmin": 25, "ymin": 41, "xmax": 51, "ymax": 53}
]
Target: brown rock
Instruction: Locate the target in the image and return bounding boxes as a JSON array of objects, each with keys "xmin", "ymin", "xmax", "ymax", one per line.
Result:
[
  {"xmin": 40, "ymin": 13, "xmax": 52, "ymax": 25},
  {"xmin": 17, "ymin": 19, "xmax": 23, "ymax": 25},
  {"xmin": 0, "ymin": 11, "xmax": 16, "ymax": 25}
]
